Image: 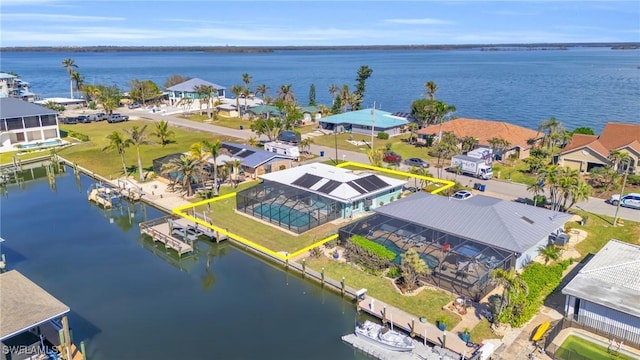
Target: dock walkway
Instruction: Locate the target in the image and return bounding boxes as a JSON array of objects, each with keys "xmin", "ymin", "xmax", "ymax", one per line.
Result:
[
  {"xmin": 358, "ymin": 297, "xmax": 472, "ymax": 356},
  {"xmin": 341, "ymin": 334, "xmax": 460, "ymax": 360},
  {"xmin": 139, "ymin": 216, "xmax": 193, "ymax": 256}
]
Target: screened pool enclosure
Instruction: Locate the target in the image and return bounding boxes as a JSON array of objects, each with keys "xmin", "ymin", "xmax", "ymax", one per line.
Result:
[
  {"xmin": 339, "ymin": 213, "xmax": 515, "ymax": 300},
  {"xmin": 236, "ymin": 181, "xmax": 341, "ymax": 234}
]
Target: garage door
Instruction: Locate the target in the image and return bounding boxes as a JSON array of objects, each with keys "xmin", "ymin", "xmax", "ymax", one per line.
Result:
[{"xmin": 563, "ymin": 159, "xmax": 582, "ymax": 171}]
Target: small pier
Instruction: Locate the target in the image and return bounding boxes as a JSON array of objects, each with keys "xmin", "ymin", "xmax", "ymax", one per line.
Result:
[
  {"xmin": 341, "ymin": 334, "xmax": 462, "ymax": 360},
  {"xmin": 116, "ymin": 179, "xmax": 144, "ymax": 201},
  {"xmin": 87, "ymin": 183, "xmax": 122, "ymax": 208},
  {"xmin": 139, "ymin": 216, "xmax": 194, "ymax": 256}
]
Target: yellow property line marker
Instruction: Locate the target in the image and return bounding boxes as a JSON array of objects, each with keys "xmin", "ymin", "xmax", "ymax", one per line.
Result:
[{"xmin": 172, "ymin": 161, "xmax": 455, "ymax": 260}]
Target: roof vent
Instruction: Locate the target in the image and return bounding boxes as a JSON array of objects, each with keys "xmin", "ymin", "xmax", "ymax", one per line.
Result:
[{"xmin": 521, "ymin": 216, "xmax": 535, "ymax": 224}]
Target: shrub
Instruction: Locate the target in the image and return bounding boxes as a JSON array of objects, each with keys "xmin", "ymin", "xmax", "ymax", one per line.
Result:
[
  {"xmin": 344, "ymin": 241, "xmax": 391, "ymax": 275},
  {"xmin": 627, "ymin": 174, "xmax": 640, "ymax": 186},
  {"xmin": 88, "ymin": 101, "xmax": 97, "ymax": 110},
  {"xmin": 377, "ymin": 132, "xmax": 389, "ymax": 140},
  {"xmin": 386, "ymin": 266, "xmax": 401, "ymax": 278},
  {"xmin": 350, "ymin": 235, "xmax": 396, "ymax": 261},
  {"xmin": 67, "ymin": 130, "xmax": 90, "ymax": 142}
]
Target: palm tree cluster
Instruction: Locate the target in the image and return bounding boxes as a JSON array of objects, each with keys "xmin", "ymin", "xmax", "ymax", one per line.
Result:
[
  {"xmin": 529, "ymin": 164, "xmax": 591, "ymax": 212},
  {"xmin": 538, "ymin": 117, "xmax": 571, "ymax": 152},
  {"xmin": 491, "ymin": 268, "xmax": 528, "ymax": 319},
  {"xmin": 62, "ymin": 58, "xmax": 79, "ymax": 98}
]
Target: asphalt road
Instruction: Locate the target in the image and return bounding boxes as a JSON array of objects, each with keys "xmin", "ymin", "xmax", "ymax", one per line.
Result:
[{"xmin": 125, "ymin": 108, "xmax": 638, "ymax": 222}]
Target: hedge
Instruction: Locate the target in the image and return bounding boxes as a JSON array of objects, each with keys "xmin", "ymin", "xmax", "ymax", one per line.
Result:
[
  {"xmin": 67, "ymin": 130, "xmax": 90, "ymax": 142},
  {"xmin": 350, "ymin": 235, "xmax": 396, "ymax": 261},
  {"xmin": 377, "ymin": 132, "xmax": 389, "ymax": 140}
]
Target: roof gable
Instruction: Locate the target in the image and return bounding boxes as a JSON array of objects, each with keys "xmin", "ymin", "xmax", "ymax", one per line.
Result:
[
  {"xmin": 374, "ymin": 192, "xmax": 571, "ymax": 253},
  {"xmin": 166, "ymin": 78, "xmax": 226, "ymax": 92},
  {"xmin": 416, "ymin": 118, "xmax": 540, "ymax": 149},
  {"xmin": 598, "ymin": 123, "xmax": 640, "ymax": 150},
  {"xmin": 0, "ymin": 97, "xmax": 58, "ymax": 119}
]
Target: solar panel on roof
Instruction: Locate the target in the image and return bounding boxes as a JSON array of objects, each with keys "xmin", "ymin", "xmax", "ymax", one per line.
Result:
[
  {"xmin": 365, "ymin": 175, "xmax": 389, "ymax": 188},
  {"xmin": 291, "ymin": 173, "xmax": 322, "ymax": 189},
  {"xmin": 354, "ymin": 175, "xmax": 389, "ymax": 192},
  {"xmin": 222, "ymin": 144, "xmax": 243, "ymax": 155},
  {"xmin": 346, "ymin": 181, "xmax": 367, "ymax": 194},
  {"xmin": 236, "ymin": 150, "xmax": 255, "ymax": 158},
  {"xmin": 317, "ymin": 180, "xmax": 341, "ymax": 194}
]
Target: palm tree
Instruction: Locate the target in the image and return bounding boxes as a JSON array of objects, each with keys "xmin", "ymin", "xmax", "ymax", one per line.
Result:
[
  {"xmin": 424, "ymin": 81, "xmax": 438, "ymax": 100},
  {"xmin": 255, "ymin": 84, "xmax": 269, "ymax": 100},
  {"xmin": 609, "ymin": 150, "xmax": 630, "ymax": 174},
  {"xmin": 565, "ymin": 179, "xmax": 591, "ymax": 210},
  {"xmin": 433, "ymin": 101, "xmax": 456, "ymax": 143},
  {"xmin": 123, "ymin": 125, "xmax": 153, "ymax": 182},
  {"xmin": 538, "ymin": 116, "xmax": 563, "ymax": 150},
  {"xmin": 527, "ymin": 179, "xmax": 546, "ymax": 207},
  {"xmin": 83, "ymin": 85, "xmax": 101, "ymax": 103},
  {"xmin": 151, "ymin": 120, "xmax": 175, "ymax": 147},
  {"xmin": 102, "ymin": 131, "xmax": 132, "ymax": 178},
  {"xmin": 193, "ymin": 85, "xmax": 207, "ymax": 115},
  {"xmin": 230, "ymin": 85, "xmax": 243, "ymax": 114},
  {"xmin": 247, "ymin": 136, "xmax": 260, "ymax": 148},
  {"xmin": 161, "ymin": 155, "xmax": 202, "ymax": 197},
  {"xmin": 491, "ymin": 268, "xmax": 528, "ymax": 316},
  {"xmin": 277, "ymin": 84, "xmax": 295, "ymax": 104},
  {"xmin": 460, "ymin": 136, "xmax": 479, "ymax": 153},
  {"xmin": 242, "ymin": 73, "xmax": 252, "ymax": 110},
  {"xmin": 71, "ymin": 71, "xmax": 84, "ymax": 99},
  {"xmin": 367, "ymin": 148, "xmax": 384, "ymax": 167},
  {"xmin": 202, "ymin": 140, "xmax": 231, "ymax": 196},
  {"xmin": 537, "ymin": 245, "xmax": 561, "ymax": 265},
  {"xmin": 189, "ymin": 142, "xmax": 210, "ymax": 189},
  {"xmin": 298, "ymin": 137, "xmax": 314, "ymax": 154},
  {"xmin": 328, "ymin": 84, "xmax": 340, "ymax": 105},
  {"xmin": 225, "ymin": 159, "xmax": 243, "ymax": 188},
  {"xmin": 62, "ymin": 58, "xmax": 78, "ymax": 98},
  {"xmin": 339, "ymin": 84, "xmax": 351, "ymax": 112}
]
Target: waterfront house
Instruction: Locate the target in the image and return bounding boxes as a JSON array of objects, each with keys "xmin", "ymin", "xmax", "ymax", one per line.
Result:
[
  {"xmin": 0, "ymin": 270, "xmax": 74, "ymax": 358},
  {"xmin": 417, "ymin": 118, "xmax": 542, "ymax": 159},
  {"xmin": 0, "ymin": 97, "xmax": 60, "ymax": 151},
  {"xmin": 558, "ymin": 122, "xmax": 640, "ymax": 174},
  {"xmin": 0, "ymin": 72, "xmax": 37, "ymax": 102},
  {"xmin": 236, "ymin": 163, "xmax": 406, "ymax": 234},
  {"xmin": 338, "ymin": 192, "xmax": 572, "ymax": 299},
  {"xmin": 166, "ymin": 78, "xmax": 226, "ymax": 106},
  {"xmin": 562, "ymin": 239, "xmax": 640, "ymax": 348},
  {"xmin": 319, "ymin": 108, "xmax": 409, "ymax": 137}
]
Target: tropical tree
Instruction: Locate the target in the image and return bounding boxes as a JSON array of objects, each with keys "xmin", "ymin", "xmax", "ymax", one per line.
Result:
[
  {"xmin": 572, "ymin": 126, "xmax": 595, "ymax": 135},
  {"xmin": 424, "ymin": 81, "xmax": 438, "ymax": 100},
  {"xmin": 161, "ymin": 155, "xmax": 201, "ymax": 197},
  {"xmin": 202, "ymin": 140, "xmax": 231, "ymax": 195},
  {"xmin": 123, "ymin": 125, "xmax": 153, "ymax": 182},
  {"xmin": 308, "ymin": 83, "xmax": 316, "ymax": 106},
  {"xmin": 565, "ymin": 180, "xmax": 591, "ymax": 211},
  {"xmin": 62, "ymin": 58, "xmax": 78, "ymax": 98},
  {"xmin": 537, "ymin": 245, "xmax": 561, "ymax": 265},
  {"xmin": 164, "ymin": 74, "xmax": 191, "ymax": 88},
  {"xmin": 538, "ymin": 116, "xmax": 564, "ymax": 150},
  {"xmin": 488, "ymin": 137, "xmax": 511, "ymax": 161},
  {"xmin": 367, "ymin": 148, "xmax": 384, "ymax": 167},
  {"xmin": 460, "ymin": 136, "xmax": 479, "ymax": 153},
  {"xmin": 189, "ymin": 142, "xmax": 211, "ymax": 189},
  {"xmin": 277, "ymin": 84, "xmax": 296, "ymax": 104},
  {"xmin": 129, "ymin": 79, "xmax": 162, "ymax": 106},
  {"xmin": 82, "ymin": 84, "xmax": 102, "ymax": 103},
  {"xmin": 152, "ymin": 120, "xmax": 175, "ymax": 147},
  {"xmin": 339, "ymin": 84, "xmax": 351, "ymax": 112},
  {"xmin": 247, "ymin": 136, "xmax": 260, "ymax": 148},
  {"xmin": 491, "ymin": 268, "xmax": 528, "ymax": 316},
  {"xmin": 527, "ymin": 179, "xmax": 546, "ymax": 207},
  {"xmin": 102, "ymin": 131, "xmax": 132, "ymax": 178},
  {"xmin": 409, "ymin": 166, "xmax": 432, "ymax": 189},
  {"xmin": 407, "ymin": 122, "xmax": 419, "ymax": 145},
  {"xmin": 399, "ymin": 248, "xmax": 429, "ymax": 291},
  {"xmin": 432, "ymin": 101, "xmax": 456, "ymax": 142},
  {"xmin": 94, "ymin": 84, "xmax": 122, "ymax": 115},
  {"xmin": 255, "ymin": 84, "xmax": 269, "ymax": 100},
  {"xmin": 353, "ymin": 65, "xmax": 373, "ymax": 110},
  {"xmin": 241, "ymin": 73, "xmax": 252, "ymax": 110},
  {"xmin": 225, "ymin": 159, "xmax": 243, "ymax": 188},
  {"xmin": 609, "ymin": 150, "xmax": 631, "ymax": 174},
  {"xmin": 249, "ymin": 116, "xmax": 293, "ymax": 142},
  {"xmin": 71, "ymin": 71, "xmax": 84, "ymax": 97},
  {"xmin": 328, "ymin": 84, "xmax": 340, "ymax": 105},
  {"xmin": 230, "ymin": 85, "xmax": 243, "ymax": 114},
  {"xmin": 298, "ymin": 137, "xmax": 314, "ymax": 154}
]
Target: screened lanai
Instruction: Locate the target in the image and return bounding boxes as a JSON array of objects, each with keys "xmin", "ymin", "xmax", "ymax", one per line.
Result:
[
  {"xmin": 338, "ymin": 213, "xmax": 514, "ymax": 300},
  {"xmin": 236, "ymin": 181, "xmax": 341, "ymax": 234}
]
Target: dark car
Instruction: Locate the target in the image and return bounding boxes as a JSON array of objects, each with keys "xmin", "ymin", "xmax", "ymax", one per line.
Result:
[
  {"xmin": 77, "ymin": 115, "xmax": 91, "ymax": 123},
  {"xmin": 383, "ymin": 151, "xmax": 402, "ymax": 164},
  {"xmin": 404, "ymin": 158, "xmax": 430, "ymax": 168},
  {"xmin": 277, "ymin": 130, "xmax": 301, "ymax": 144},
  {"xmin": 60, "ymin": 117, "xmax": 78, "ymax": 124},
  {"xmin": 107, "ymin": 114, "xmax": 129, "ymax": 123}
]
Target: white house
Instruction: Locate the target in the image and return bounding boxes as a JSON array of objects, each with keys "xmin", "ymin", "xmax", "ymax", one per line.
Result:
[
  {"xmin": 562, "ymin": 239, "xmax": 640, "ymax": 347},
  {"xmin": 0, "ymin": 98, "xmax": 60, "ymax": 151},
  {"xmin": 0, "ymin": 73, "xmax": 37, "ymax": 102}
]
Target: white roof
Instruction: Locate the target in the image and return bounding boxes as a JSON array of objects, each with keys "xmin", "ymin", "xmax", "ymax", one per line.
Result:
[
  {"xmin": 259, "ymin": 163, "xmax": 406, "ymax": 203},
  {"xmin": 34, "ymin": 97, "xmax": 85, "ymax": 105}
]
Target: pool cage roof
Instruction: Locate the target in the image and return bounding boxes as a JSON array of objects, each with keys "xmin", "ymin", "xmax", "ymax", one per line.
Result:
[
  {"xmin": 339, "ymin": 213, "xmax": 514, "ymax": 299},
  {"xmin": 236, "ymin": 180, "xmax": 342, "ymax": 234}
]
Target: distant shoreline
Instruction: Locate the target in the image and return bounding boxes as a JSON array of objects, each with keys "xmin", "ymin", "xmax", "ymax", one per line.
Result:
[{"xmin": 2, "ymin": 42, "xmax": 639, "ymax": 53}]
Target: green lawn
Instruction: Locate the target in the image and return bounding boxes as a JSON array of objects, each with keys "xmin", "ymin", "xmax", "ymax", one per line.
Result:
[
  {"xmin": 492, "ymin": 160, "xmax": 538, "ymax": 186},
  {"xmin": 57, "ymin": 121, "xmax": 241, "ymax": 179},
  {"xmin": 556, "ymin": 335, "xmax": 637, "ymax": 360},
  {"xmin": 470, "ymin": 318, "xmax": 498, "ymax": 343},
  {"xmin": 312, "ymin": 132, "xmax": 431, "ymax": 160},
  {"xmin": 0, "ymin": 149, "xmax": 56, "ymax": 166},
  {"xmin": 304, "ymin": 256, "xmax": 461, "ymax": 329},
  {"xmin": 572, "ymin": 210, "xmax": 640, "ymax": 260},
  {"xmin": 181, "ymin": 114, "xmax": 319, "ymax": 134}
]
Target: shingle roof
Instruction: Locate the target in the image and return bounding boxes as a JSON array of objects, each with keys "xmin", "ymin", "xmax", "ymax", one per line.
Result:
[
  {"xmin": 0, "ymin": 97, "xmax": 58, "ymax": 119},
  {"xmin": 561, "ymin": 123, "xmax": 640, "ymax": 158},
  {"xmin": 374, "ymin": 192, "xmax": 572, "ymax": 253},
  {"xmin": 320, "ymin": 109, "xmax": 409, "ymax": 129},
  {"xmin": 166, "ymin": 78, "xmax": 226, "ymax": 92},
  {"xmin": 0, "ymin": 270, "xmax": 70, "ymax": 341},
  {"xmin": 417, "ymin": 118, "xmax": 540, "ymax": 149},
  {"xmin": 562, "ymin": 240, "xmax": 640, "ymax": 318},
  {"xmin": 259, "ymin": 163, "xmax": 406, "ymax": 203}
]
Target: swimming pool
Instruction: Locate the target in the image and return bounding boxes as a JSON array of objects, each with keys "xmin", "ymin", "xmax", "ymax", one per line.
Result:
[
  {"xmin": 253, "ymin": 203, "xmax": 311, "ymax": 228},
  {"xmin": 20, "ymin": 140, "xmax": 62, "ymax": 149}
]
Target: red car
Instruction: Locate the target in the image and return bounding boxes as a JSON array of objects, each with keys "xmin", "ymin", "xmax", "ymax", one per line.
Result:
[{"xmin": 383, "ymin": 151, "xmax": 402, "ymax": 164}]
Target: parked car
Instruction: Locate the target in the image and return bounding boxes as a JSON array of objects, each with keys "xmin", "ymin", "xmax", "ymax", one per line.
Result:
[
  {"xmin": 383, "ymin": 151, "xmax": 402, "ymax": 164},
  {"xmin": 107, "ymin": 114, "xmax": 129, "ymax": 123},
  {"xmin": 88, "ymin": 112, "xmax": 107, "ymax": 121},
  {"xmin": 60, "ymin": 117, "xmax": 78, "ymax": 124},
  {"xmin": 404, "ymin": 158, "xmax": 430, "ymax": 168},
  {"xmin": 403, "ymin": 185, "xmax": 419, "ymax": 193},
  {"xmin": 128, "ymin": 102, "xmax": 141, "ymax": 109},
  {"xmin": 610, "ymin": 193, "xmax": 640, "ymax": 210},
  {"xmin": 451, "ymin": 190, "xmax": 473, "ymax": 200},
  {"xmin": 77, "ymin": 115, "xmax": 91, "ymax": 123},
  {"xmin": 277, "ymin": 130, "xmax": 301, "ymax": 144}
]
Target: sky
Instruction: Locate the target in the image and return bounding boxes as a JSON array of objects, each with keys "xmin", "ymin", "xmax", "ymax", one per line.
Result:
[{"xmin": 0, "ymin": 1, "xmax": 638, "ymax": 47}]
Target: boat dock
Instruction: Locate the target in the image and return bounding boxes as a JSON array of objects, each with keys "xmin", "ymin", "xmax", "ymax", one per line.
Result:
[
  {"xmin": 139, "ymin": 216, "xmax": 194, "ymax": 256},
  {"xmin": 341, "ymin": 334, "xmax": 463, "ymax": 360}
]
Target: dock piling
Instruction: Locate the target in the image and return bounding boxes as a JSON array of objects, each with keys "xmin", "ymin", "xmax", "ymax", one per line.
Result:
[
  {"xmin": 80, "ymin": 341, "xmax": 87, "ymax": 360},
  {"xmin": 321, "ymin": 267, "xmax": 325, "ymax": 286},
  {"xmin": 302, "ymin": 259, "xmax": 306, "ymax": 277},
  {"xmin": 411, "ymin": 318, "xmax": 415, "ymax": 337},
  {"xmin": 341, "ymin": 276, "xmax": 345, "ymax": 296}
]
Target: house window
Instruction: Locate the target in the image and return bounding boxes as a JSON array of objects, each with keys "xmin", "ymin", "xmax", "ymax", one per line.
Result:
[
  {"xmin": 6, "ymin": 118, "xmax": 23, "ymax": 130},
  {"xmin": 23, "ymin": 116, "xmax": 40, "ymax": 128}
]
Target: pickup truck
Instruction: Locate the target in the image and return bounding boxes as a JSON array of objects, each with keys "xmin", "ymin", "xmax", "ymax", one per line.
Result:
[{"xmin": 107, "ymin": 114, "xmax": 129, "ymax": 123}]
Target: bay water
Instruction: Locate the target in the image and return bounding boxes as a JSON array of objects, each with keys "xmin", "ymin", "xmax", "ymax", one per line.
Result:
[{"xmin": 2, "ymin": 48, "xmax": 639, "ymax": 133}]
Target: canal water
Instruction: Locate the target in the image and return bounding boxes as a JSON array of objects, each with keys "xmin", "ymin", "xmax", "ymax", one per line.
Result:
[{"xmin": 0, "ymin": 168, "xmax": 368, "ymax": 360}]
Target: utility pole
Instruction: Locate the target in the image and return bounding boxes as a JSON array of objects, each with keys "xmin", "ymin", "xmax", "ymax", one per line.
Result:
[{"xmin": 613, "ymin": 159, "xmax": 630, "ymax": 227}]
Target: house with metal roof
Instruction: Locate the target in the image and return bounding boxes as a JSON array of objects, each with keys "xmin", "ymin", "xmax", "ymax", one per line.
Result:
[
  {"xmin": 319, "ymin": 108, "xmax": 409, "ymax": 136},
  {"xmin": 236, "ymin": 163, "xmax": 407, "ymax": 234},
  {"xmin": 338, "ymin": 192, "xmax": 572, "ymax": 299},
  {"xmin": 562, "ymin": 239, "xmax": 640, "ymax": 348},
  {"xmin": 0, "ymin": 97, "xmax": 60, "ymax": 151},
  {"xmin": 166, "ymin": 78, "xmax": 226, "ymax": 106},
  {"xmin": 0, "ymin": 270, "xmax": 74, "ymax": 358}
]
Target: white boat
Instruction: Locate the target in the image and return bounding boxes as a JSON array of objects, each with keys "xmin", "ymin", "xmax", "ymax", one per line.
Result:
[{"xmin": 355, "ymin": 320, "xmax": 415, "ymax": 352}]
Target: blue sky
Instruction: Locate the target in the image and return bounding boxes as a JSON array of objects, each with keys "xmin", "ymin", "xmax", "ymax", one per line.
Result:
[{"xmin": 1, "ymin": 1, "xmax": 638, "ymax": 46}]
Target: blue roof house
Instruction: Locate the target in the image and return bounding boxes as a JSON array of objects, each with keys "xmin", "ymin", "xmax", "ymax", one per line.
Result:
[
  {"xmin": 166, "ymin": 78, "xmax": 226, "ymax": 106},
  {"xmin": 319, "ymin": 108, "xmax": 409, "ymax": 137}
]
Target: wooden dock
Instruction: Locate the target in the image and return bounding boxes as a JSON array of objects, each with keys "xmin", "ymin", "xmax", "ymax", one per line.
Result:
[
  {"xmin": 341, "ymin": 334, "xmax": 461, "ymax": 360},
  {"xmin": 139, "ymin": 217, "xmax": 193, "ymax": 256}
]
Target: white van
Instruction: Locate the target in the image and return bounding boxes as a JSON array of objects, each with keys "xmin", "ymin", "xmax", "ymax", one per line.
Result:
[{"xmin": 610, "ymin": 193, "xmax": 640, "ymax": 210}]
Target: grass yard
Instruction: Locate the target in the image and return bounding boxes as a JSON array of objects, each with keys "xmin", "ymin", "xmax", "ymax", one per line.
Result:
[
  {"xmin": 304, "ymin": 256, "xmax": 461, "ymax": 329},
  {"xmin": 312, "ymin": 132, "xmax": 430, "ymax": 160},
  {"xmin": 555, "ymin": 335, "xmax": 638, "ymax": 360},
  {"xmin": 492, "ymin": 160, "xmax": 538, "ymax": 186},
  {"xmin": 572, "ymin": 210, "xmax": 640, "ymax": 260},
  {"xmin": 181, "ymin": 114, "xmax": 319, "ymax": 135},
  {"xmin": 57, "ymin": 121, "xmax": 241, "ymax": 179},
  {"xmin": 0, "ymin": 149, "xmax": 56, "ymax": 165},
  {"xmin": 469, "ymin": 318, "xmax": 498, "ymax": 343}
]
